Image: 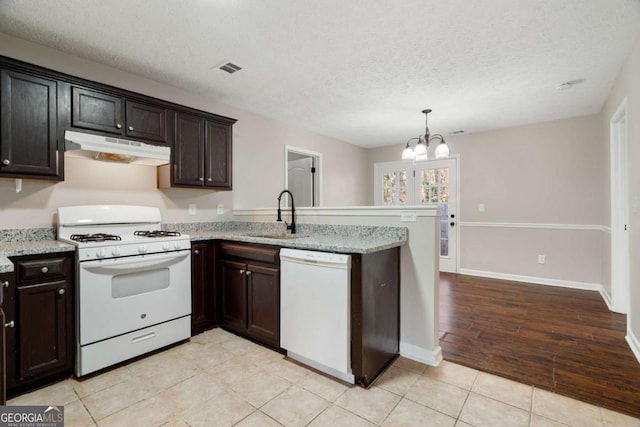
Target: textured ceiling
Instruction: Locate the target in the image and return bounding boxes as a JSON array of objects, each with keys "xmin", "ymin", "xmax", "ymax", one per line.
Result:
[{"xmin": 1, "ymin": 0, "xmax": 639, "ymax": 148}]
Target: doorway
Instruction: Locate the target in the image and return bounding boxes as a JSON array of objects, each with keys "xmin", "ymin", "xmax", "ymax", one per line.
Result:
[
  {"xmin": 373, "ymin": 157, "xmax": 459, "ymax": 272},
  {"xmin": 610, "ymin": 97, "xmax": 629, "ymax": 314},
  {"xmin": 284, "ymin": 146, "xmax": 322, "ymax": 207}
]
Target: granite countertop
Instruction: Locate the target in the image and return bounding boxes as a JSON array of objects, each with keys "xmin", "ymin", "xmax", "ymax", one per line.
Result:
[
  {"xmin": 0, "ymin": 240, "xmax": 75, "ymax": 273},
  {"xmin": 0, "ymin": 222, "xmax": 407, "ymax": 273},
  {"xmin": 189, "ymin": 230, "xmax": 406, "ymax": 254}
]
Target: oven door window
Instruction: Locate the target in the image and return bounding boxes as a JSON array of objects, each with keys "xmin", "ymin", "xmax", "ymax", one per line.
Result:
[{"xmin": 112, "ymin": 268, "xmax": 170, "ymax": 298}]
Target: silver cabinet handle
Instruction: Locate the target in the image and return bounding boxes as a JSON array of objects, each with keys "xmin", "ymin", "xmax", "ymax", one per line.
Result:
[
  {"xmin": 1, "ymin": 159, "xmax": 9, "ymax": 165},
  {"xmin": 246, "ymin": 270, "xmax": 251, "ymax": 276},
  {"xmin": 128, "ymin": 126, "xmax": 134, "ymax": 131},
  {"xmin": 41, "ymin": 266, "xmax": 49, "ymax": 273},
  {"xmin": 58, "ymin": 289, "xmax": 65, "ymax": 295},
  {"xmin": 239, "ymin": 269, "xmax": 245, "ymax": 275},
  {"xmin": 1, "ymin": 281, "xmax": 8, "ymax": 288},
  {"xmin": 199, "ymin": 177, "xmax": 204, "ymax": 182},
  {"xmin": 194, "ymin": 249, "xmax": 200, "ymax": 255},
  {"xmin": 207, "ymin": 178, "xmax": 212, "ymax": 182},
  {"xmin": 5, "ymin": 321, "xmax": 14, "ymax": 328},
  {"xmin": 116, "ymin": 124, "xmax": 122, "ymax": 129}
]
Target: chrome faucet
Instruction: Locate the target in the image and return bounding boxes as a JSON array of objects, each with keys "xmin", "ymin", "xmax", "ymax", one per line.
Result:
[{"xmin": 277, "ymin": 190, "xmax": 296, "ymax": 234}]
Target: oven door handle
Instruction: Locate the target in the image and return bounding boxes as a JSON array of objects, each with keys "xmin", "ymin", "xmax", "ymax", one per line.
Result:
[{"xmin": 80, "ymin": 250, "xmax": 190, "ymax": 271}]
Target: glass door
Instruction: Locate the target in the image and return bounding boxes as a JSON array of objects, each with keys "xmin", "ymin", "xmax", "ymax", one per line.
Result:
[{"xmin": 414, "ymin": 158, "xmax": 457, "ymax": 272}]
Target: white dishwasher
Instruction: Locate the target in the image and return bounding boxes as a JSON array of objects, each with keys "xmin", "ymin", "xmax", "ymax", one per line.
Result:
[{"xmin": 280, "ymin": 248, "xmax": 354, "ymax": 383}]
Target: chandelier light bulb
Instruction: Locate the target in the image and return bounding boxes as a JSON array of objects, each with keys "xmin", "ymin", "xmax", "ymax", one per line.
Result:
[{"xmin": 435, "ymin": 141, "xmax": 450, "ymax": 158}]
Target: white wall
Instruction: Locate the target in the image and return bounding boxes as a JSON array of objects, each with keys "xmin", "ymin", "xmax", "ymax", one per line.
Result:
[
  {"xmin": 601, "ymin": 36, "xmax": 640, "ymax": 361},
  {"xmin": 367, "ymin": 115, "xmax": 608, "ymax": 292},
  {"xmin": 0, "ymin": 33, "xmax": 369, "ymax": 227}
]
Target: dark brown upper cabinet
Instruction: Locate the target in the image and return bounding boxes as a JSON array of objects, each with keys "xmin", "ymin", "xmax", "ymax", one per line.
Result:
[
  {"xmin": 126, "ymin": 100, "xmax": 168, "ymax": 143},
  {"xmin": 0, "ymin": 69, "xmax": 62, "ymax": 180},
  {"xmin": 71, "ymin": 87, "xmax": 169, "ymax": 145},
  {"xmin": 160, "ymin": 111, "xmax": 233, "ymax": 190}
]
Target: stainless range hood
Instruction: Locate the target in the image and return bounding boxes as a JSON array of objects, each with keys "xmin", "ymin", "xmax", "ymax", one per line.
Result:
[{"xmin": 64, "ymin": 130, "xmax": 170, "ymax": 166}]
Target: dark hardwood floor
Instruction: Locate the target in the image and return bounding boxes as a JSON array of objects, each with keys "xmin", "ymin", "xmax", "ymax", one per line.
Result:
[{"xmin": 439, "ymin": 272, "xmax": 640, "ymax": 418}]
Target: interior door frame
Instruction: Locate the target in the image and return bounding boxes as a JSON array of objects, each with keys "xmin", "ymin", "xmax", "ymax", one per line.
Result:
[
  {"xmin": 415, "ymin": 156, "xmax": 460, "ymax": 273},
  {"xmin": 284, "ymin": 145, "xmax": 323, "ymax": 207},
  {"xmin": 373, "ymin": 155, "xmax": 460, "ymax": 273},
  {"xmin": 610, "ymin": 97, "xmax": 629, "ymax": 314}
]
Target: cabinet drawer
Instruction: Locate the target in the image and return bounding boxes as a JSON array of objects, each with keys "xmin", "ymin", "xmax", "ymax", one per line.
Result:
[
  {"xmin": 15, "ymin": 258, "xmax": 68, "ymax": 284},
  {"xmin": 221, "ymin": 243, "xmax": 279, "ymax": 265}
]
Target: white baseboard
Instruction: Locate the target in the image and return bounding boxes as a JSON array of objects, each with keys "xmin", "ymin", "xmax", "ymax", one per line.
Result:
[
  {"xmin": 459, "ymin": 268, "xmax": 603, "ymax": 291},
  {"xmin": 400, "ymin": 342, "xmax": 443, "ymax": 367},
  {"xmin": 598, "ymin": 287, "xmax": 614, "ymax": 311},
  {"xmin": 626, "ymin": 329, "xmax": 640, "ymax": 365},
  {"xmin": 458, "ymin": 269, "xmax": 612, "ymax": 306}
]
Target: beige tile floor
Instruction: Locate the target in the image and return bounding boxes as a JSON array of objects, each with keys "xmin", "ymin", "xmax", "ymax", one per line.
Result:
[{"xmin": 7, "ymin": 328, "xmax": 640, "ymax": 427}]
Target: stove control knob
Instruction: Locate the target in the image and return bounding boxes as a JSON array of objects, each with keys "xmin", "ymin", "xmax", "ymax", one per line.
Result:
[
  {"xmin": 138, "ymin": 245, "xmax": 148, "ymax": 254},
  {"xmin": 162, "ymin": 243, "xmax": 171, "ymax": 251},
  {"xmin": 111, "ymin": 247, "xmax": 121, "ymax": 257},
  {"xmin": 96, "ymin": 248, "xmax": 106, "ymax": 259},
  {"xmin": 173, "ymin": 242, "xmax": 182, "ymax": 250}
]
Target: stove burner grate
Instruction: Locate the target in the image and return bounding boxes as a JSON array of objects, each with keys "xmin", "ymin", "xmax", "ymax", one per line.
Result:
[
  {"xmin": 70, "ymin": 233, "xmax": 122, "ymax": 243},
  {"xmin": 134, "ymin": 230, "xmax": 182, "ymax": 238}
]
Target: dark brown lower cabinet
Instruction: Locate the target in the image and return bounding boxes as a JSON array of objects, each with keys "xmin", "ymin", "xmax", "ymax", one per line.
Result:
[
  {"xmin": 0, "ymin": 272, "xmax": 10, "ymax": 405},
  {"xmin": 5, "ymin": 253, "xmax": 74, "ymax": 396},
  {"xmin": 191, "ymin": 242, "xmax": 217, "ymax": 335},
  {"xmin": 351, "ymin": 247, "xmax": 400, "ymax": 387},
  {"xmin": 220, "ymin": 242, "xmax": 280, "ymax": 349}
]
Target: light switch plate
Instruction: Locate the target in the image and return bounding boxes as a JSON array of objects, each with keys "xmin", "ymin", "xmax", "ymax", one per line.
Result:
[
  {"xmin": 217, "ymin": 204, "xmax": 224, "ymax": 214},
  {"xmin": 188, "ymin": 204, "xmax": 196, "ymax": 215},
  {"xmin": 400, "ymin": 212, "xmax": 417, "ymax": 222},
  {"xmin": 479, "ymin": 203, "xmax": 485, "ymax": 212}
]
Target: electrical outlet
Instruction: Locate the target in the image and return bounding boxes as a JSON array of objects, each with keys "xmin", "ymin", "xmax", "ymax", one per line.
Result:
[
  {"xmin": 188, "ymin": 204, "xmax": 196, "ymax": 215},
  {"xmin": 538, "ymin": 254, "xmax": 546, "ymax": 264},
  {"xmin": 478, "ymin": 203, "xmax": 485, "ymax": 212},
  {"xmin": 400, "ymin": 212, "xmax": 417, "ymax": 222},
  {"xmin": 217, "ymin": 204, "xmax": 224, "ymax": 215}
]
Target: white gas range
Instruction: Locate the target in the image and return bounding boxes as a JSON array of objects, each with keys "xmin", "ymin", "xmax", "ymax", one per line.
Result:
[{"xmin": 57, "ymin": 205, "xmax": 192, "ymax": 376}]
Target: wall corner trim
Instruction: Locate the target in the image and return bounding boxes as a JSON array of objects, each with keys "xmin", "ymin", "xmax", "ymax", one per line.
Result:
[
  {"xmin": 626, "ymin": 329, "xmax": 640, "ymax": 365},
  {"xmin": 400, "ymin": 342, "xmax": 443, "ymax": 367}
]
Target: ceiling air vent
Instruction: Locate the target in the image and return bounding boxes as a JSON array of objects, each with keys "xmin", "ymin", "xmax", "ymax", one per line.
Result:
[{"xmin": 217, "ymin": 62, "xmax": 243, "ymax": 74}]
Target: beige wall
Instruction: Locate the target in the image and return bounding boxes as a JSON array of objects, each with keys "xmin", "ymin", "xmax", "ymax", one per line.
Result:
[
  {"xmin": 601, "ymin": 36, "xmax": 640, "ymax": 356},
  {"xmin": 367, "ymin": 115, "xmax": 607, "ymax": 289},
  {"xmin": 0, "ymin": 33, "xmax": 369, "ymax": 228}
]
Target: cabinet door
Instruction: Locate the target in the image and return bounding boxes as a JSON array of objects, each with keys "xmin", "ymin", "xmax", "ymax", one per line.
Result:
[
  {"xmin": 0, "ymin": 69, "xmax": 58, "ymax": 178},
  {"xmin": 3, "ymin": 275, "xmax": 16, "ymax": 390},
  {"xmin": 71, "ymin": 86, "xmax": 124, "ymax": 134},
  {"xmin": 205, "ymin": 120, "xmax": 232, "ymax": 189},
  {"xmin": 246, "ymin": 264, "xmax": 279, "ymax": 347},
  {"xmin": 221, "ymin": 260, "xmax": 247, "ymax": 333},
  {"xmin": 0, "ymin": 273, "xmax": 11, "ymax": 405},
  {"xmin": 125, "ymin": 100, "xmax": 168, "ymax": 143},
  {"xmin": 17, "ymin": 280, "xmax": 69, "ymax": 381},
  {"xmin": 174, "ymin": 112, "xmax": 205, "ymax": 186},
  {"xmin": 191, "ymin": 243, "xmax": 215, "ymax": 334}
]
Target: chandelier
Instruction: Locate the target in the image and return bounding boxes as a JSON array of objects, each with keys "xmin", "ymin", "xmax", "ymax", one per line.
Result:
[{"xmin": 401, "ymin": 109, "xmax": 450, "ymax": 160}]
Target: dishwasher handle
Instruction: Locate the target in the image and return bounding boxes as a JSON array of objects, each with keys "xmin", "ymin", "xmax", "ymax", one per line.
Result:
[{"xmin": 280, "ymin": 248, "xmax": 351, "ymax": 269}]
